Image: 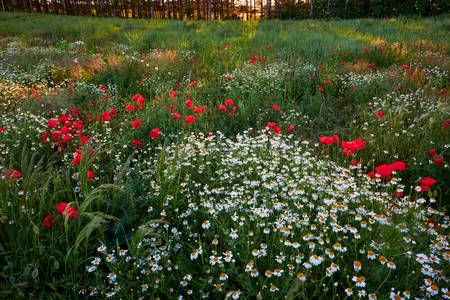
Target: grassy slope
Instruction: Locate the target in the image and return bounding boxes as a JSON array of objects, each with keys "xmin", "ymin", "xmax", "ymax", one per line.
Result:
[
  {"xmin": 1, "ymin": 12, "xmax": 449, "ymax": 63},
  {"xmin": 0, "ymin": 12, "xmax": 449, "ymax": 299}
]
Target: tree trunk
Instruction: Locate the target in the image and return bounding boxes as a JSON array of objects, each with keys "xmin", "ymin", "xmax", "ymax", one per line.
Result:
[
  {"xmin": 259, "ymin": 0, "xmax": 262, "ymax": 19},
  {"xmin": 309, "ymin": 0, "xmax": 313, "ymax": 18},
  {"xmin": 123, "ymin": 0, "xmax": 128, "ymax": 17},
  {"xmin": 42, "ymin": 0, "xmax": 48, "ymax": 13},
  {"xmin": 245, "ymin": 0, "xmax": 248, "ymax": 20},
  {"xmin": 195, "ymin": 0, "xmax": 200, "ymax": 18},
  {"xmin": 207, "ymin": 0, "xmax": 211, "ymax": 20},
  {"xmin": 202, "ymin": 0, "xmax": 206, "ymax": 19},
  {"xmin": 327, "ymin": 0, "xmax": 331, "ymax": 18},
  {"xmin": 148, "ymin": 0, "xmax": 153, "ymax": 17},
  {"xmin": 62, "ymin": 0, "xmax": 67, "ymax": 14},
  {"xmin": 100, "ymin": 0, "xmax": 105, "ymax": 16},
  {"xmin": 167, "ymin": 0, "xmax": 170, "ymax": 18},
  {"xmin": 52, "ymin": 0, "xmax": 57, "ymax": 14},
  {"xmin": 231, "ymin": 0, "xmax": 234, "ymax": 18},
  {"xmin": 1, "ymin": 0, "xmax": 5, "ymax": 12}
]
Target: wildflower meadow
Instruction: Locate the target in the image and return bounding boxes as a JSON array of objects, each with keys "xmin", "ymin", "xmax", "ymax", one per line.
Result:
[{"xmin": 0, "ymin": 12, "xmax": 449, "ymax": 299}]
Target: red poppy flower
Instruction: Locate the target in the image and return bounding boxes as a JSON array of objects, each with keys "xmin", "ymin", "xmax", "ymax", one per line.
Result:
[
  {"xmin": 42, "ymin": 214, "xmax": 55, "ymax": 228},
  {"xmin": 74, "ymin": 120, "xmax": 84, "ymax": 132},
  {"xmin": 109, "ymin": 109, "xmax": 118, "ymax": 118},
  {"xmin": 226, "ymin": 75, "xmax": 233, "ymax": 81},
  {"xmin": 169, "ymin": 90, "xmax": 178, "ymax": 100},
  {"xmin": 439, "ymin": 89, "xmax": 446, "ymax": 97},
  {"xmin": 393, "ymin": 190, "xmax": 404, "ymax": 198},
  {"xmin": 367, "ymin": 171, "xmax": 376, "ymax": 179},
  {"xmin": 375, "ymin": 164, "xmax": 393, "ymax": 178},
  {"xmin": 185, "ymin": 100, "xmax": 194, "ymax": 109},
  {"xmin": 56, "ymin": 202, "xmax": 78, "ymax": 220},
  {"xmin": 172, "ymin": 112, "xmax": 181, "ymax": 119},
  {"xmin": 319, "ymin": 87, "xmax": 325, "ymax": 93},
  {"xmin": 442, "ymin": 119, "xmax": 450, "ymax": 130},
  {"xmin": 0, "ymin": 127, "xmax": 6, "ymax": 133},
  {"xmin": 63, "ymin": 134, "xmax": 73, "ymax": 143},
  {"xmin": 224, "ymin": 99, "xmax": 234, "ymax": 106},
  {"xmin": 266, "ymin": 122, "xmax": 277, "ymax": 129},
  {"xmin": 124, "ymin": 105, "xmax": 135, "ymax": 112},
  {"xmin": 341, "ymin": 139, "xmax": 365, "ymax": 156},
  {"xmin": 287, "ymin": 124, "xmax": 295, "ymax": 133},
  {"xmin": 433, "ymin": 156, "xmax": 444, "ymax": 166},
  {"xmin": 40, "ymin": 132, "xmax": 49, "ymax": 143},
  {"xmin": 131, "ymin": 139, "xmax": 142, "ymax": 148},
  {"xmin": 48, "ymin": 119, "xmax": 58, "ymax": 129},
  {"xmin": 218, "ymin": 104, "xmax": 227, "ymax": 111},
  {"xmin": 184, "ymin": 115, "xmax": 196, "ymax": 124},
  {"xmin": 61, "ymin": 126, "xmax": 69, "ymax": 134},
  {"xmin": 71, "ymin": 149, "xmax": 82, "ymax": 166},
  {"xmin": 420, "ymin": 177, "xmax": 437, "ymax": 192},
  {"xmin": 52, "ymin": 130, "xmax": 63, "ymax": 141},
  {"xmin": 194, "ymin": 105, "xmax": 208, "ymax": 114},
  {"xmin": 272, "ymin": 104, "xmax": 280, "ymax": 111},
  {"xmin": 249, "ymin": 56, "xmax": 257, "ymax": 64},
  {"xmin": 390, "ymin": 161, "xmax": 406, "ymax": 172},
  {"xmin": 150, "ymin": 128, "xmax": 161, "ymax": 139},
  {"xmin": 267, "ymin": 45, "xmax": 273, "ymax": 51},
  {"xmin": 402, "ymin": 65, "xmax": 410, "ymax": 70},
  {"xmin": 131, "ymin": 119, "xmax": 142, "ymax": 129},
  {"xmin": 319, "ymin": 135, "xmax": 339, "ymax": 145},
  {"xmin": 189, "ymin": 81, "xmax": 197, "ymax": 88},
  {"xmin": 375, "ymin": 111, "xmax": 385, "ymax": 119},
  {"xmin": 132, "ymin": 94, "xmax": 145, "ymax": 105},
  {"xmin": 350, "ymin": 159, "xmax": 360, "ymax": 166},
  {"xmin": 102, "ymin": 112, "xmax": 111, "ymax": 122},
  {"xmin": 3, "ymin": 169, "xmax": 21, "ymax": 181},
  {"xmin": 87, "ymin": 170, "xmax": 95, "ymax": 181},
  {"xmin": 58, "ymin": 115, "xmax": 69, "ymax": 124},
  {"xmin": 273, "ymin": 126, "xmax": 282, "ymax": 134},
  {"xmin": 80, "ymin": 136, "xmax": 91, "ymax": 145},
  {"xmin": 376, "ymin": 161, "xmax": 407, "ymax": 178},
  {"xmin": 427, "ymin": 148, "xmax": 437, "ymax": 158}
]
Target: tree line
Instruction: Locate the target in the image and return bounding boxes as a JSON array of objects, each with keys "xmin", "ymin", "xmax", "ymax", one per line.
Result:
[{"xmin": 0, "ymin": 0, "xmax": 449, "ymax": 20}]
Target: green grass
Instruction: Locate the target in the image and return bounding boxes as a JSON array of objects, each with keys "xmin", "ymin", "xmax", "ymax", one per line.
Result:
[{"xmin": 0, "ymin": 12, "xmax": 449, "ymax": 299}]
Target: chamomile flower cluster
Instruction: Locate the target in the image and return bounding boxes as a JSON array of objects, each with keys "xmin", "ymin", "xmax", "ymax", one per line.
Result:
[
  {"xmin": 222, "ymin": 62, "xmax": 289, "ymax": 96},
  {"xmin": 83, "ymin": 131, "xmax": 449, "ymax": 299}
]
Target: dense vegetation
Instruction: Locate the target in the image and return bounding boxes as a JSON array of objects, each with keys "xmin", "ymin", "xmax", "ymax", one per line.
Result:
[
  {"xmin": 0, "ymin": 0, "xmax": 449, "ymax": 20},
  {"xmin": 0, "ymin": 12, "xmax": 449, "ymax": 299}
]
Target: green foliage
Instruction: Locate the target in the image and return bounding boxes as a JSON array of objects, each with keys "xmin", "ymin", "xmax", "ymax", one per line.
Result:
[{"xmin": 0, "ymin": 13, "xmax": 449, "ymax": 298}]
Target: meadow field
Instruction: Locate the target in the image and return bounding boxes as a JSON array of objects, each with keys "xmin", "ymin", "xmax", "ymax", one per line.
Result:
[{"xmin": 0, "ymin": 12, "xmax": 449, "ymax": 299}]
